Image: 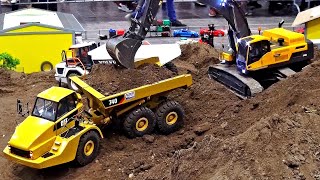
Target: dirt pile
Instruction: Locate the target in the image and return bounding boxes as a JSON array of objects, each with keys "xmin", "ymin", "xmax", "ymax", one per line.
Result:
[
  {"xmin": 59, "ymin": 43, "xmax": 241, "ymax": 180},
  {"xmin": 0, "ymin": 68, "xmax": 11, "ymax": 86},
  {"xmin": 82, "ymin": 64, "xmax": 174, "ymax": 95},
  {"xmin": 173, "ymin": 43, "xmax": 220, "ymax": 73},
  {"xmin": 163, "ymin": 51, "xmax": 320, "ymax": 179}
]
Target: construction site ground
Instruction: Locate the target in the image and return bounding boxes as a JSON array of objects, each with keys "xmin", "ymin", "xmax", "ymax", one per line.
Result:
[{"xmin": 1, "ymin": 43, "xmax": 320, "ymax": 179}]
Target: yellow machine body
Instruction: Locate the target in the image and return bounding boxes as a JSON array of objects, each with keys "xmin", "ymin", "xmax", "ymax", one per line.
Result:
[
  {"xmin": 3, "ymin": 87, "xmax": 103, "ymax": 169},
  {"xmin": 70, "ymin": 74, "xmax": 192, "ymax": 125},
  {"xmin": 220, "ymin": 28, "xmax": 312, "ymax": 71},
  {"xmin": 246, "ymin": 28, "xmax": 309, "ymax": 71},
  {"xmin": 3, "ymin": 73, "xmax": 192, "ymax": 169}
]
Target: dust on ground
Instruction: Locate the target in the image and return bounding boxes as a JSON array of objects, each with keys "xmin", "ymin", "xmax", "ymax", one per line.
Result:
[{"xmin": 0, "ymin": 43, "xmax": 319, "ymax": 180}]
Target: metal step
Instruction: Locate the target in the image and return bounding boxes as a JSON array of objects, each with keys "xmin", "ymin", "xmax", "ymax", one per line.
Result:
[
  {"xmin": 208, "ymin": 64, "xmax": 263, "ymax": 99},
  {"xmin": 54, "ymin": 141, "xmax": 61, "ymax": 146}
]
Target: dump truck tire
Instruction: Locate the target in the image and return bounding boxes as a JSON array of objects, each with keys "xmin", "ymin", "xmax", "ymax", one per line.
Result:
[
  {"xmin": 156, "ymin": 101, "xmax": 184, "ymax": 134},
  {"xmin": 41, "ymin": 61, "xmax": 53, "ymax": 72},
  {"xmin": 124, "ymin": 106, "xmax": 156, "ymax": 138},
  {"xmin": 75, "ymin": 131, "xmax": 100, "ymax": 166}
]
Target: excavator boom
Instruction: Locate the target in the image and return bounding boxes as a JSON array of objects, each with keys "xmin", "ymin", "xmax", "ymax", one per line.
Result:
[
  {"xmin": 106, "ymin": 0, "xmax": 249, "ymax": 69},
  {"xmin": 199, "ymin": 0, "xmax": 251, "ymax": 53}
]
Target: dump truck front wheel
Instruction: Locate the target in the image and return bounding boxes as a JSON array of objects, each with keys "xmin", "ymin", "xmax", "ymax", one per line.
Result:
[
  {"xmin": 156, "ymin": 101, "xmax": 184, "ymax": 134},
  {"xmin": 75, "ymin": 131, "xmax": 100, "ymax": 166},
  {"xmin": 124, "ymin": 106, "xmax": 156, "ymax": 138}
]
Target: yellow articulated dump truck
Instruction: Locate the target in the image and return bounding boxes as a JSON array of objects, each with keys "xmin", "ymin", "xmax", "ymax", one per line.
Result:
[{"xmin": 3, "ymin": 75, "xmax": 192, "ymax": 169}]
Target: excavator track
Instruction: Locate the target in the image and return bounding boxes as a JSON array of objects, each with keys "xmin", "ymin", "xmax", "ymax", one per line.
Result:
[
  {"xmin": 208, "ymin": 64, "xmax": 302, "ymax": 99},
  {"xmin": 208, "ymin": 64, "xmax": 264, "ymax": 99}
]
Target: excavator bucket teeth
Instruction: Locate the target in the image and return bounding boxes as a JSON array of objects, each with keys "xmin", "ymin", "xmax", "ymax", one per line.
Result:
[{"xmin": 106, "ymin": 37, "xmax": 142, "ymax": 69}]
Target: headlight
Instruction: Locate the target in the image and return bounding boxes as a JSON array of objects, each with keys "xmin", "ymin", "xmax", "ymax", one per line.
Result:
[
  {"xmin": 30, "ymin": 151, "xmax": 33, "ymax": 159},
  {"xmin": 241, "ymin": 69, "xmax": 247, "ymax": 74},
  {"xmin": 8, "ymin": 145, "xmax": 11, "ymax": 151}
]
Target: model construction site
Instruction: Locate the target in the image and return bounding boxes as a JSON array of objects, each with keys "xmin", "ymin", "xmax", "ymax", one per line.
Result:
[{"xmin": 1, "ymin": 0, "xmax": 320, "ymax": 179}]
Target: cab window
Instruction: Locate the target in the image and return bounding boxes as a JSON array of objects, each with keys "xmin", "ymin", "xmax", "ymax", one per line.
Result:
[
  {"xmin": 248, "ymin": 40, "xmax": 270, "ymax": 65},
  {"xmin": 32, "ymin": 98, "xmax": 57, "ymax": 121},
  {"xmin": 56, "ymin": 94, "xmax": 77, "ymax": 119}
]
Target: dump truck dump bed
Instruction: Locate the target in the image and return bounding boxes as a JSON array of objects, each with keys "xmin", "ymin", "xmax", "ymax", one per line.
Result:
[{"xmin": 70, "ymin": 74, "xmax": 192, "ymax": 124}]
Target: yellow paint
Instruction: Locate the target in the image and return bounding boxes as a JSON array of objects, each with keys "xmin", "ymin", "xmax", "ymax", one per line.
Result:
[
  {"xmin": 7, "ymin": 25, "xmax": 60, "ymax": 33},
  {"xmin": 38, "ymin": 86, "xmax": 74, "ymax": 102},
  {"xmin": 136, "ymin": 118, "xmax": 149, "ymax": 132},
  {"xmin": 2, "ymin": 85, "xmax": 106, "ymax": 169},
  {"xmin": 0, "ymin": 25, "xmax": 73, "ymax": 73},
  {"xmin": 220, "ymin": 52, "xmax": 233, "ymax": 62},
  {"xmin": 3, "ymin": 124, "xmax": 103, "ymax": 169},
  {"xmin": 166, "ymin": 112, "xmax": 178, "ymax": 125},
  {"xmin": 263, "ymin": 28, "xmax": 305, "ymax": 46},
  {"xmin": 247, "ymin": 42, "xmax": 308, "ymax": 71},
  {"xmin": 71, "ymin": 74, "xmax": 192, "ymax": 125},
  {"xmin": 83, "ymin": 140, "xmax": 95, "ymax": 156},
  {"xmin": 306, "ymin": 18, "xmax": 320, "ymax": 40}
]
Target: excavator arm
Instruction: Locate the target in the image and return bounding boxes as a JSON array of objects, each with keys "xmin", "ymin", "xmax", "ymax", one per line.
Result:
[
  {"xmin": 106, "ymin": 0, "xmax": 162, "ymax": 68},
  {"xmin": 199, "ymin": 0, "xmax": 251, "ymax": 55},
  {"xmin": 106, "ymin": 0, "xmax": 250, "ymax": 68}
]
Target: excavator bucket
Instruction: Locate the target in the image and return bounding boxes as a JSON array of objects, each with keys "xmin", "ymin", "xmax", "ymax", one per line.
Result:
[{"xmin": 106, "ymin": 36, "xmax": 142, "ymax": 69}]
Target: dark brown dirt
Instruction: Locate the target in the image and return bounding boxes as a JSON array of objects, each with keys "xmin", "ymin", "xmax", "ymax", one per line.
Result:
[
  {"xmin": 82, "ymin": 64, "xmax": 174, "ymax": 95},
  {"xmin": 1, "ymin": 43, "xmax": 320, "ymax": 180}
]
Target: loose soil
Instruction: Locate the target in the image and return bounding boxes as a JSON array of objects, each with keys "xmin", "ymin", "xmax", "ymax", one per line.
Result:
[
  {"xmin": 82, "ymin": 64, "xmax": 174, "ymax": 95},
  {"xmin": 0, "ymin": 43, "xmax": 320, "ymax": 180}
]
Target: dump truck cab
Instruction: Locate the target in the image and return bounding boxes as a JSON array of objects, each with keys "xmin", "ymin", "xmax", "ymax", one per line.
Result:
[{"xmin": 3, "ymin": 87, "xmax": 103, "ymax": 169}]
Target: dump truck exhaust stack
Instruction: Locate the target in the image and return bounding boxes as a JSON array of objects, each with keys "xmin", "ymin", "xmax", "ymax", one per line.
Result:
[{"xmin": 106, "ymin": 37, "xmax": 142, "ymax": 69}]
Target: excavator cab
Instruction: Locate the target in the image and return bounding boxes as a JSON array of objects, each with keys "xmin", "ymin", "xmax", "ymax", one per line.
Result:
[{"xmin": 236, "ymin": 37, "xmax": 271, "ymax": 74}]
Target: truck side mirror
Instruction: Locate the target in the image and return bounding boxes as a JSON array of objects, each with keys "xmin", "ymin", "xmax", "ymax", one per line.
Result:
[
  {"xmin": 17, "ymin": 99, "xmax": 29, "ymax": 117},
  {"xmin": 17, "ymin": 99, "xmax": 22, "ymax": 115}
]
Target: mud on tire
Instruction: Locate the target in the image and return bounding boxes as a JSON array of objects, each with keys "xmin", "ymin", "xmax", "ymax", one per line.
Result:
[
  {"xmin": 156, "ymin": 100, "xmax": 185, "ymax": 134},
  {"xmin": 123, "ymin": 106, "xmax": 156, "ymax": 138},
  {"xmin": 75, "ymin": 131, "xmax": 100, "ymax": 166}
]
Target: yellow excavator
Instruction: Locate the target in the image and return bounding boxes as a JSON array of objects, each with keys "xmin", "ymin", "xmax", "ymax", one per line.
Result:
[{"xmin": 106, "ymin": 0, "xmax": 314, "ymax": 98}]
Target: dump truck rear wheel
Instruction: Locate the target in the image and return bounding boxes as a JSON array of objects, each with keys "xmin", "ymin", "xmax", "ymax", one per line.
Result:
[
  {"xmin": 75, "ymin": 131, "xmax": 100, "ymax": 166},
  {"xmin": 124, "ymin": 106, "xmax": 156, "ymax": 138},
  {"xmin": 156, "ymin": 101, "xmax": 184, "ymax": 134}
]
